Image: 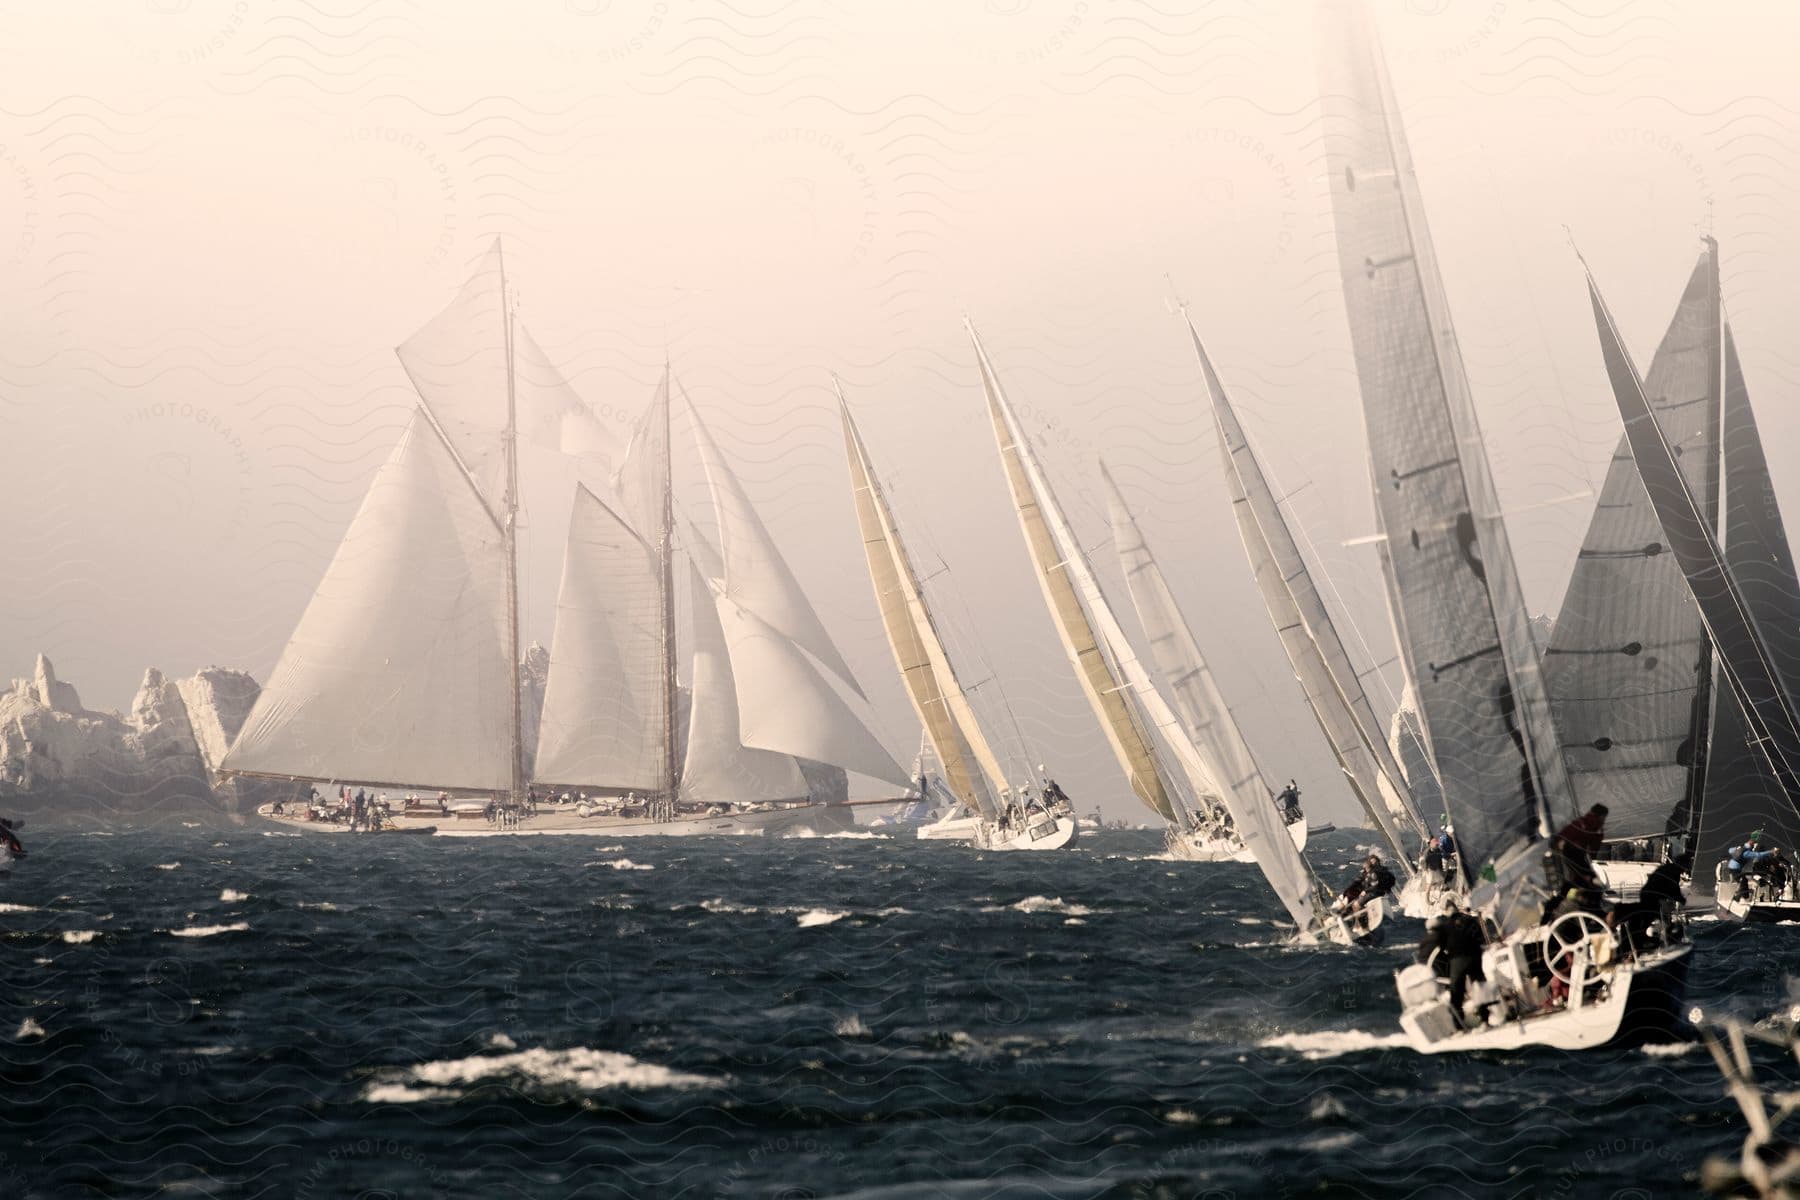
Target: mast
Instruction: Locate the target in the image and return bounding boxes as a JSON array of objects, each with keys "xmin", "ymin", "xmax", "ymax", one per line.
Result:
[
  {"xmin": 499, "ymin": 243, "xmax": 526, "ymax": 807},
  {"xmin": 660, "ymin": 361, "xmax": 679, "ymax": 800},
  {"xmin": 1687, "ymin": 238, "xmax": 1724, "ymax": 849}
]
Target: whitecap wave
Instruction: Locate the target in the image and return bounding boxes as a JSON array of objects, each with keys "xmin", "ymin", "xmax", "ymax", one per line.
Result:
[
  {"xmin": 796, "ymin": 909, "xmax": 848, "ymax": 928},
  {"xmin": 362, "ymin": 1046, "xmax": 720, "ymax": 1103},
  {"xmin": 0, "ymin": 902, "xmax": 36, "ymax": 913},
  {"xmin": 168, "ymin": 921, "xmax": 250, "ymax": 938},
  {"xmin": 587, "ymin": 859, "xmax": 654, "ymax": 871},
  {"xmin": 15, "ymin": 1018, "xmax": 45, "ymax": 1040},
  {"xmin": 61, "ymin": 930, "xmax": 99, "ymax": 944},
  {"xmin": 834, "ymin": 1014, "xmax": 871, "ymax": 1038},
  {"xmin": 982, "ymin": 895, "xmax": 1094, "ymax": 917},
  {"xmin": 1257, "ymin": 1029, "xmax": 1409, "ymax": 1060},
  {"xmin": 155, "ymin": 862, "xmax": 181, "ymax": 871},
  {"xmin": 219, "ymin": 889, "xmax": 249, "ymax": 902}
]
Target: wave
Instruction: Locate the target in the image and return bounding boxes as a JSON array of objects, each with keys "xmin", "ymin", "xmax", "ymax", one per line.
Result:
[
  {"xmin": 220, "ymin": 889, "xmax": 249, "ymax": 902},
  {"xmin": 586, "ymin": 858, "xmax": 654, "ymax": 871},
  {"xmin": 1256, "ymin": 1028, "xmax": 1410, "ymax": 1060},
  {"xmin": 61, "ymin": 930, "xmax": 100, "ymax": 944},
  {"xmin": 796, "ymin": 909, "xmax": 848, "ymax": 928},
  {"xmin": 361, "ymin": 1046, "xmax": 722, "ymax": 1104},
  {"xmin": 168, "ymin": 921, "xmax": 251, "ymax": 938},
  {"xmin": 980, "ymin": 895, "xmax": 1095, "ymax": 917}
]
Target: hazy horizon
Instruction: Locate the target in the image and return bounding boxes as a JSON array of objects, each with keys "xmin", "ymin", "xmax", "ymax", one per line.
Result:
[{"xmin": 4, "ymin": 0, "xmax": 1797, "ymax": 826}]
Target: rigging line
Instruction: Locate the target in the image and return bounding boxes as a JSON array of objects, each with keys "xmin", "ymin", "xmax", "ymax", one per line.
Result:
[{"xmin": 1237, "ymin": 416, "xmax": 1407, "ymax": 719}]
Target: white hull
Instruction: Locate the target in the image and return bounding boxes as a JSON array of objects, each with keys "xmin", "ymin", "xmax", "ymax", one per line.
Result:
[
  {"xmin": 1594, "ymin": 859, "xmax": 1659, "ymax": 901},
  {"xmin": 973, "ymin": 813, "xmax": 1079, "ymax": 852},
  {"xmin": 916, "ymin": 814, "xmax": 984, "ymax": 842},
  {"xmin": 1396, "ymin": 923, "xmax": 1692, "ymax": 1053},
  {"xmin": 1711, "ymin": 860, "xmax": 1800, "ymax": 921},
  {"xmin": 1323, "ymin": 895, "xmax": 1384, "ymax": 945},
  {"xmin": 1167, "ymin": 816, "xmax": 1306, "ymax": 863},
  {"xmin": 256, "ymin": 801, "xmax": 847, "ymax": 839}
]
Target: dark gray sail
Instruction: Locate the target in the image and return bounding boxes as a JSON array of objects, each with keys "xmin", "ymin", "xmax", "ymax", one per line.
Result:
[
  {"xmin": 1320, "ymin": 0, "xmax": 1574, "ymax": 908},
  {"xmin": 1545, "ymin": 249, "xmax": 1718, "ymax": 845},
  {"xmin": 1694, "ymin": 323, "xmax": 1800, "ymax": 876},
  {"xmin": 1584, "ymin": 271, "xmax": 1800, "ymax": 803}
]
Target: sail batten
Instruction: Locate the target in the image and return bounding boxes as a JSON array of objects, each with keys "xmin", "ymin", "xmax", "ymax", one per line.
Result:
[
  {"xmin": 1547, "ymin": 249, "xmax": 1718, "ymax": 844},
  {"xmin": 1321, "ymin": 0, "xmax": 1575, "ymax": 913},
  {"xmin": 1585, "ymin": 268, "xmax": 1800, "ymax": 805}
]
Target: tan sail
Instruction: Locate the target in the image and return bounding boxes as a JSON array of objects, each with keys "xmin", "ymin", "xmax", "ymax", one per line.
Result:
[
  {"xmin": 970, "ymin": 324, "xmax": 1180, "ymax": 823},
  {"xmin": 839, "ymin": 391, "xmax": 1003, "ymax": 817}
]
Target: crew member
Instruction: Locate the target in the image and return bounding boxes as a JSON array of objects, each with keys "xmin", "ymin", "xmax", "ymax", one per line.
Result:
[
  {"xmin": 1418, "ymin": 895, "xmax": 1487, "ymax": 1029},
  {"xmin": 1339, "ymin": 853, "xmax": 1396, "ymax": 913},
  {"xmin": 1277, "ymin": 779, "xmax": 1303, "ymax": 822}
]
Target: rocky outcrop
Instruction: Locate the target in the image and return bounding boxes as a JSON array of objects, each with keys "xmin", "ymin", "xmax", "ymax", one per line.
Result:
[{"xmin": 0, "ymin": 655, "xmax": 289, "ymax": 824}]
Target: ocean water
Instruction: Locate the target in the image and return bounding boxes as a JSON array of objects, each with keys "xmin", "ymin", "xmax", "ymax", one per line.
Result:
[{"xmin": 0, "ymin": 823, "xmax": 1787, "ymax": 1198}]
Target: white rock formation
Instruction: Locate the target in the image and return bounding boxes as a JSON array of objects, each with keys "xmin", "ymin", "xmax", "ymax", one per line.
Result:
[{"xmin": 0, "ymin": 655, "xmax": 291, "ymax": 822}]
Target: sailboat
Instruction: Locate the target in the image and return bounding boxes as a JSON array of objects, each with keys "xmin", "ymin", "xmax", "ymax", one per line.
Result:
[
  {"xmin": 838, "ymin": 385, "xmax": 1077, "ymax": 851},
  {"xmin": 1186, "ymin": 313, "xmax": 1440, "ymax": 914},
  {"xmin": 1578, "ymin": 240, "xmax": 1800, "ymax": 920},
  {"xmin": 1319, "ymin": 0, "xmax": 1690, "ymax": 1049},
  {"xmin": 1101, "ymin": 465, "xmax": 1375, "ymax": 943},
  {"xmin": 227, "ymin": 243, "xmax": 906, "ymax": 836},
  {"xmin": 969, "ymin": 321, "xmax": 1242, "ymax": 854}
]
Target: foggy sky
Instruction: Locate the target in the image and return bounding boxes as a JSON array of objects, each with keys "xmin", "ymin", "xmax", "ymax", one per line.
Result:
[{"xmin": 3, "ymin": 0, "xmax": 1798, "ymax": 826}]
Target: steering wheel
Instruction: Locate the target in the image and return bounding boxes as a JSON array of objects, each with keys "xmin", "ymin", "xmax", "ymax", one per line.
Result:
[{"xmin": 1540, "ymin": 911, "xmax": 1611, "ymax": 984}]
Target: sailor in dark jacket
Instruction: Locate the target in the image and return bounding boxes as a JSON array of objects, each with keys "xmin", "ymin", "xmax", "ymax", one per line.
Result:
[
  {"xmin": 1340, "ymin": 853, "xmax": 1396, "ymax": 913},
  {"xmin": 1418, "ymin": 895, "xmax": 1487, "ymax": 1028}
]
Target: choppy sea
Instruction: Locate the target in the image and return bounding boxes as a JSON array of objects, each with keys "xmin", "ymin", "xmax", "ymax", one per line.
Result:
[{"xmin": 1, "ymin": 823, "xmax": 1790, "ymax": 1198}]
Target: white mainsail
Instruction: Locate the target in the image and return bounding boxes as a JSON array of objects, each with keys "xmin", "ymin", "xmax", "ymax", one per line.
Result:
[
  {"xmin": 680, "ymin": 562, "xmax": 810, "ymax": 804},
  {"xmin": 396, "ymin": 240, "xmax": 621, "ymax": 505},
  {"xmin": 692, "ymin": 400, "xmax": 907, "ymax": 788},
  {"xmin": 970, "ymin": 322, "xmax": 1210, "ymax": 826},
  {"xmin": 840, "ymin": 392, "xmax": 1004, "ymax": 817},
  {"xmin": 531, "ymin": 485, "xmax": 666, "ymax": 791},
  {"xmin": 688, "ymin": 388, "xmax": 864, "ymax": 695},
  {"xmin": 712, "ymin": 592, "xmax": 909, "ymax": 786},
  {"xmin": 1101, "ymin": 465, "xmax": 1323, "ymax": 930},
  {"xmin": 223, "ymin": 411, "xmax": 514, "ymax": 791},
  {"xmin": 1321, "ymin": 0, "xmax": 1574, "ymax": 920}
]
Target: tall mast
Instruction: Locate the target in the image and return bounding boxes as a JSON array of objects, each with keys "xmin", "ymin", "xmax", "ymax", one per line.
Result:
[
  {"xmin": 660, "ymin": 360, "xmax": 679, "ymax": 799},
  {"xmin": 498, "ymin": 243, "xmax": 526, "ymax": 806},
  {"xmin": 1686, "ymin": 238, "xmax": 1723, "ymax": 849}
]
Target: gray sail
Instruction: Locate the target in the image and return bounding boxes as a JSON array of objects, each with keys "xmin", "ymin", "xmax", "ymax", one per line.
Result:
[
  {"xmin": 1694, "ymin": 321, "xmax": 1800, "ymax": 874},
  {"xmin": 1545, "ymin": 249, "xmax": 1719, "ymax": 845},
  {"xmin": 1195, "ymin": 319, "xmax": 1424, "ymax": 852},
  {"xmin": 1584, "ymin": 269, "xmax": 1800, "ymax": 802},
  {"xmin": 1320, "ymin": 0, "xmax": 1575, "ymax": 907},
  {"xmin": 1102, "ymin": 463, "xmax": 1329, "ymax": 931}
]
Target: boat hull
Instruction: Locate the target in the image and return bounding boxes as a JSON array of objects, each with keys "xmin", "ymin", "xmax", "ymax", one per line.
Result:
[
  {"xmin": 1398, "ymin": 941, "xmax": 1693, "ymax": 1054},
  {"xmin": 916, "ymin": 815, "xmax": 983, "ymax": 842},
  {"xmin": 256, "ymin": 801, "xmax": 852, "ymax": 838},
  {"xmin": 973, "ymin": 813, "xmax": 1079, "ymax": 852}
]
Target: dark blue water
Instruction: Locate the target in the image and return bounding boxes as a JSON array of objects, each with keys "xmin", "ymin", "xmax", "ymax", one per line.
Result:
[{"xmin": 0, "ymin": 824, "xmax": 1786, "ymax": 1198}]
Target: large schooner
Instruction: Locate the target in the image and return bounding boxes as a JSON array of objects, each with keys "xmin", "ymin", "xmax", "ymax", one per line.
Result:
[
  {"xmin": 225, "ymin": 242, "xmax": 907, "ymax": 836},
  {"xmin": 838, "ymin": 383, "xmax": 1077, "ymax": 851},
  {"xmin": 1319, "ymin": 0, "xmax": 1690, "ymax": 1049},
  {"xmin": 1576, "ymin": 240, "xmax": 1800, "ymax": 919}
]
